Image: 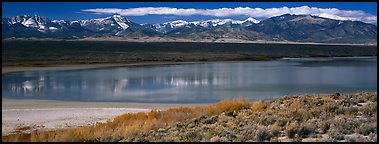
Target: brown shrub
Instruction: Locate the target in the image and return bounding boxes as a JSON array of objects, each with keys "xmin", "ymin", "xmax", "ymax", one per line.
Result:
[
  {"xmin": 330, "ymin": 116, "xmax": 358, "ymax": 135},
  {"xmin": 319, "ymin": 120, "xmax": 330, "ymax": 134},
  {"xmin": 290, "ymin": 100, "xmax": 303, "ymax": 109},
  {"xmin": 250, "ymin": 100, "xmax": 270, "ymax": 112},
  {"xmin": 323, "ymin": 102, "xmax": 338, "ymax": 114},
  {"xmin": 356, "ymin": 123, "xmax": 377, "ymax": 136},
  {"xmin": 257, "ymin": 114, "xmax": 276, "ymax": 126},
  {"xmin": 328, "ymin": 129, "xmax": 345, "ymax": 140},
  {"xmin": 300, "ymin": 123, "xmax": 317, "ymax": 138},
  {"xmin": 269, "ymin": 124, "xmax": 281, "ymax": 138},
  {"xmin": 215, "ymin": 99, "xmax": 251, "ymax": 111},
  {"xmin": 368, "ymin": 133, "xmax": 377, "ymax": 142},
  {"xmin": 254, "ymin": 125, "xmax": 272, "ymax": 142},
  {"xmin": 346, "ymin": 106, "xmax": 359, "ymax": 116},
  {"xmin": 368, "ymin": 94, "xmax": 377, "ymax": 102},
  {"xmin": 283, "ymin": 108, "xmax": 311, "ymax": 122},
  {"xmin": 362, "ymin": 102, "xmax": 377, "ymax": 116},
  {"xmin": 275, "ymin": 118, "xmax": 288, "ymax": 128},
  {"xmin": 285, "ymin": 122, "xmax": 302, "ymax": 138}
]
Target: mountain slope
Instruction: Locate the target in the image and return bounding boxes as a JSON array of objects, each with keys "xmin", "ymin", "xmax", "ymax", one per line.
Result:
[
  {"xmin": 2, "ymin": 14, "xmax": 377, "ymax": 44},
  {"xmin": 247, "ymin": 14, "xmax": 377, "ymax": 43},
  {"xmin": 184, "ymin": 27, "xmax": 275, "ymax": 41},
  {"xmin": 2, "ymin": 15, "xmax": 159, "ymax": 38}
]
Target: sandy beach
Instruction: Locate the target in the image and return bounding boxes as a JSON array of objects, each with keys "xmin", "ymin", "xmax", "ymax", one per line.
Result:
[{"xmin": 2, "ymin": 98, "xmax": 207, "ymax": 136}]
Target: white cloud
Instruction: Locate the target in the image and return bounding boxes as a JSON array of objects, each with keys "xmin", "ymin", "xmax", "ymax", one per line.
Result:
[
  {"xmin": 319, "ymin": 13, "xmax": 349, "ymax": 21},
  {"xmin": 82, "ymin": 6, "xmax": 377, "ymax": 24}
]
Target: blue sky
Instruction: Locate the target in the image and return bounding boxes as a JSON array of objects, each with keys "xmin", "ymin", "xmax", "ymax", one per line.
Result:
[{"xmin": 2, "ymin": 2, "xmax": 377, "ymax": 24}]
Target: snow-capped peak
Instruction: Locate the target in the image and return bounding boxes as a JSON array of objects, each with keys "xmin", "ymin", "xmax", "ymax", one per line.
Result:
[
  {"xmin": 199, "ymin": 19, "xmax": 233, "ymax": 26},
  {"xmin": 8, "ymin": 15, "xmax": 50, "ymax": 30},
  {"xmin": 52, "ymin": 20, "xmax": 67, "ymax": 24},
  {"xmin": 163, "ymin": 20, "xmax": 189, "ymax": 28},
  {"xmin": 244, "ymin": 17, "xmax": 260, "ymax": 24},
  {"xmin": 154, "ymin": 17, "xmax": 260, "ymax": 30},
  {"xmin": 10, "ymin": 15, "xmax": 27, "ymax": 24},
  {"xmin": 77, "ymin": 15, "xmax": 130, "ymax": 30},
  {"xmin": 111, "ymin": 14, "xmax": 124, "ymax": 18},
  {"xmin": 69, "ymin": 21, "xmax": 79, "ymax": 24},
  {"xmin": 109, "ymin": 15, "xmax": 130, "ymax": 22},
  {"xmin": 110, "ymin": 15, "xmax": 130, "ymax": 30},
  {"xmin": 232, "ymin": 17, "xmax": 260, "ymax": 25},
  {"xmin": 192, "ymin": 18, "xmax": 259, "ymax": 27}
]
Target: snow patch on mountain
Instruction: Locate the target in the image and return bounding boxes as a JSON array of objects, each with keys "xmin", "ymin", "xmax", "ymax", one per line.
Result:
[
  {"xmin": 22, "ymin": 17, "xmax": 39, "ymax": 28},
  {"xmin": 116, "ymin": 21, "xmax": 129, "ymax": 30},
  {"xmin": 70, "ymin": 21, "xmax": 79, "ymax": 24},
  {"xmin": 152, "ymin": 17, "xmax": 260, "ymax": 31},
  {"xmin": 52, "ymin": 20, "xmax": 66, "ymax": 24},
  {"xmin": 165, "ymin": 20, "xmax": 189, "ymax": 28},
  {"xmin": 49, "ymin": 27, "xmax": 58, "ymax": 30},
  {"xmin": 234, "ymin": 17, "xmax": 260, "ymax": 24}
]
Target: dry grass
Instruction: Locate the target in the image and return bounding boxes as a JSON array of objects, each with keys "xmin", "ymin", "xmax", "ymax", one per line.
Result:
[{"xmin": 2, "ymin": 99, "xmax": 250, "ymax": 142}]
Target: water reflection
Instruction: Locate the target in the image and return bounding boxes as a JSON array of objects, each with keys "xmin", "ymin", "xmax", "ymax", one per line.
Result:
[{"xmin": 2, "ymin": 57, "xmax": 377, "ymax": 103}]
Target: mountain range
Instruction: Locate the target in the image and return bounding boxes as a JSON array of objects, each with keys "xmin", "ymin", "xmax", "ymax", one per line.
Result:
[{"xmin": 2, "ymin": 14, "xmax": 377, "ymax": 44}]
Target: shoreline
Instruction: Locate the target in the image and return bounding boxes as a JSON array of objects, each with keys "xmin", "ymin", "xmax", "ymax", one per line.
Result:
[
  {"xmin": 2, "ymin": 61, "xmax": 207, "ymax": 75},
  {"xmin": 2, "ymin": 98, "xmax": 208, "ymax": 110},
  {"xmin": 2, "ymin": 98, "xmax": 208, "ymax": 136}
]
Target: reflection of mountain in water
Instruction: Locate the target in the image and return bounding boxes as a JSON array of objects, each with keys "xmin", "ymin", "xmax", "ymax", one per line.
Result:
[{"xmin": 3, "ymin": 72, "xmax": 229, "ymax": 100}]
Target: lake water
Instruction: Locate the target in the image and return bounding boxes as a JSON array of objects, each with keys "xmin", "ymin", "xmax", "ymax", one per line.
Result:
[{"xmin": 2, "ymin": 57, "xmax": 377, "ymax": 103}]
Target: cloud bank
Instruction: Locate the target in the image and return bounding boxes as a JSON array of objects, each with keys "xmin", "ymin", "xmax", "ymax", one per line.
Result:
[{"xmin": 82, "ymin": 6, "xmax": 377, "ymax": 24}]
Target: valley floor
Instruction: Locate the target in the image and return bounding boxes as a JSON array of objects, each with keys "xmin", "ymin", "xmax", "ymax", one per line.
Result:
[{"xmin": 3, "ymin": 41, "xmax": 376, "ymax": 67}]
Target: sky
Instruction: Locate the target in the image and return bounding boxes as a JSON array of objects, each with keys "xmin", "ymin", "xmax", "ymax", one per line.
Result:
[{"xmin": 2, "ymin": 2, "xmax": 377, "ymax": 24}]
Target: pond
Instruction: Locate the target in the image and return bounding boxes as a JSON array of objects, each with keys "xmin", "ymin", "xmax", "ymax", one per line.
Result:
[{"xmin": 2, "ymin": 57, "xmax": 377, "ymax": 103}]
